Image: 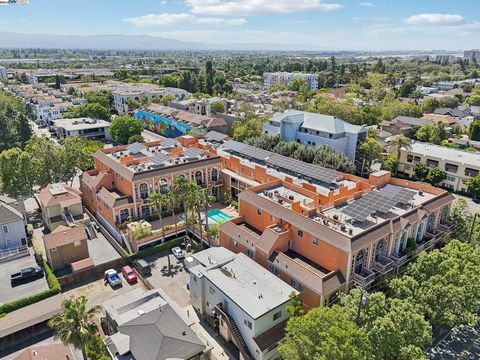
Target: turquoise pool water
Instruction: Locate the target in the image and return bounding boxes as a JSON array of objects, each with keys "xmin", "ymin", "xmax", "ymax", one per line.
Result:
[{"xmin": 208, "ymin": 209, "xmax": 233, "ymax": 223}]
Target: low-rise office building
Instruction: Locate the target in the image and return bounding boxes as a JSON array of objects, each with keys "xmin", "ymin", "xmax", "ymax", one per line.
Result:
[
  {"xmin": 263, "ymin": 110, "xmax": 367, "ymax": 161},
  {"xmin": 53, "ymin": 117, "xmax": 112, "ymax": 140},
  {"xmin": 398, "ymin": 141, "xmax": 480, "ymax": 192},
  {"xmin": 262, "ymin": 72, "xmax": 318, "ymax": 91},
  {"xmin": 189, "ymin": 247, "xmax": 298, "ymax": 360}
]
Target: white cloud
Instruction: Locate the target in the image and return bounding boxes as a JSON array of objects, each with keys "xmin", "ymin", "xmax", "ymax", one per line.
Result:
[
  {"xmin": 123, "ymin": 13, "xmax": 246, "ymax": 27},
  {"xmin": 185, "ymin": 0, "xmax": 343, "ymax": 16},
  {"xmin": 359, "ymin": 2, "xmax": 374, "ymax": 7},
  {"xmin": 404, "ymin": 13, "xmax": 464, "ymax": 26}
]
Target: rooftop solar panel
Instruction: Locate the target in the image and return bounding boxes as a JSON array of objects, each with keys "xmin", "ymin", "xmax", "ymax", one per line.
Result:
[
  {"xmin": 127, "ymin": 142, "xmax": 147, "ymax": 154},
  {"xmin": 183, "ymin": 147, "xmax": 204, "ymax": 158},
  {"xmin": 341, "ymin": 190, "xmax": 401, "ymax": 222},
  {"xmin": 161, "ymin": 138, "xmax": 180, "ymax": 148},
  {"xmin": 266, "ymin": 154, "xmax": 340, "ymax": 184},
  {"xmin": 149, "ymin": 154, "xmax": 169, "ymax": 166},
  {"xmin": 222, "ymin": 140, "xmax": 273, "ymax": 162},
  {"xmin": 205, "ymin": 131, "xmax": 228, "ymax": 142}
]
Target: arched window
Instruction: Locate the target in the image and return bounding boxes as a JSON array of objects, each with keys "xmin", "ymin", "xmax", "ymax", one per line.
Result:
[
  {"xmin": 119, "ymin": 208, "xmax": 130, "ymax": 223},
  {"xmin": 139, "ymin": 183, "xmax": 149, "ymax": 200},
  {"xmin": 416, "ymin": 222, "xmax": 425, "ymax": 242},
  {"xmin": 354, "ymin": 250, "xmax": 365, "ymax": 274},
  {"xmin": 159, "ymin": 178, "xmax": 169, "ymax": 194},
  {"xmin": 195, "ymin": 171, "xmax": 204, "ymax": 185},
  {"xmin": 426, "ymin": 213, "xmax": 435, "ymax": 233},
  {"xmin": 440, "ymin": 206, "xmax": 449, "ymax": 224},
  {"xmin": 211, "ymin": 168, "xmax": 219, "ymax": 182},
  {"xmin": 397, "ymin": 230, "xmax": 408, "ymax": 254},
  {"xmin": 141, "ymin": 205, "xmax": 150, "ymax": 218},
  {"xmin": 374, "ymin": 240, "xmax": 385, "ymax": 262}
]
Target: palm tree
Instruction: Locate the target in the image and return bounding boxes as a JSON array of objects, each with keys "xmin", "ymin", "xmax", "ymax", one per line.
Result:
[
  {"xmin": 202, "ymin": 189, "xmax": 216, "ymax": 245},
  {"xmin": 48, "ymin": 296, "xmax": 102, "ymax": 359},
  {"xmin": 173, "ymin": 176, "xmax": 189, "ymax": 236},
  {"xmin": 165, "ymin": 191, "xmax": 179, "ymax": 240},
  {"xmin": 389, "ymin": 135, "xmax": 411, "ymax": 175},
  {"xmin": 148, "ymin": 192, "xmax": 167, "ymax": 242},
  {"xmin": 185, "ymin": 182, "xmax": 203, "ymax": 241}
]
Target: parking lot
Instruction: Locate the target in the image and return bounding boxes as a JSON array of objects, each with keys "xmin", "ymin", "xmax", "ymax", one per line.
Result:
[
  {"xmin": 0, "ymin": 252, "xmax": 50, "ymax": 305},
  {"xmin": 62, "ymin": 272, "xmax": 147, "ymax": 307},
  {"xmin": 142, "ymin": 249, "xmax": 192, "ymax": 307}
]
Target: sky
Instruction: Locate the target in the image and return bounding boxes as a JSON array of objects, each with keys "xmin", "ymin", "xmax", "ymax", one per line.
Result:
[{"xmin": 1, "ymin": 0, "xmax": 479, "ymax": 50}]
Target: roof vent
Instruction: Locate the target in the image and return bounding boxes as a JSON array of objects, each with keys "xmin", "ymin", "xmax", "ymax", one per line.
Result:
[{"xmin": 137, "ymin": 309, "xmax": 145, "ymax": 315}]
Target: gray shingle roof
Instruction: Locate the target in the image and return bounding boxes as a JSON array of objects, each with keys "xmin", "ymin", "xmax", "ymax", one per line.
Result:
[
  {"xmin": 0, "ymin": 202, "xmax": 24, "ymax": 226},
  {"xmin": 118, "ymin": 305, "xmax": 205, "ymax": 360}
]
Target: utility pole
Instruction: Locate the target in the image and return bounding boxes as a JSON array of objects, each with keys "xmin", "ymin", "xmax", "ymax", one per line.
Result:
[
  {"xmin": 469, "ymin": 212, "xmax": 478, "ymax": 243},
  {"xmin": 355, "ymin": 287, "xmax": 367, "ymax": 325}
]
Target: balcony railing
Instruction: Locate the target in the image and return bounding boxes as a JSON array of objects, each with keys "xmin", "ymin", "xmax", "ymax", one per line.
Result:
[
  {"xmin": 353, "ymin": 268, "xmax": 375, "ymax": 287},
  {"xmin": 211, "ymin": 179, "xmax": 223, "ymax": 187},
  {"xmin": 373, "ymin": 255, "xmax": 395, "ymax": 273},
  {"xmin": 438, "ymin": 221, "xmax": 454, "ymax": 232}
]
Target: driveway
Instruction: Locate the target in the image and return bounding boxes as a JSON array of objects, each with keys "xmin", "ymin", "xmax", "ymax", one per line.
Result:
[
  {"xmin": 0, "ymin": 252, "xmax": 49, "ymax": 305},
  {"xmin": 143, "ymin": 249, "xmax": 192, "ymax": 307}
]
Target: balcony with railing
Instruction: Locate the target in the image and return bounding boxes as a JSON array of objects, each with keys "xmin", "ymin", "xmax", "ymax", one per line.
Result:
[
  {"xmin": 353, "ymin": 268, "xmax": 375, "ymax": 287},
  {"xmin": 373, "ymin": 255, "xmax": 395, "ymax": 273}
]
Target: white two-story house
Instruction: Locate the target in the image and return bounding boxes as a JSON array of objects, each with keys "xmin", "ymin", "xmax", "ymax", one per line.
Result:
[
  {"xmin": 188, "ymin": 247, "xmax": 298, "ymax": 360},
  {"xmin": 0, "ymin": 197, "xmax": 27, "ymax": 250}
]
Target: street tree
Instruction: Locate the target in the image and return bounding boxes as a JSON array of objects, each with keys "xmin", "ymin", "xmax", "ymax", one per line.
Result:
[{"xmin": 110, "ymin": 115, "xmax": 143, "ymax": 145}]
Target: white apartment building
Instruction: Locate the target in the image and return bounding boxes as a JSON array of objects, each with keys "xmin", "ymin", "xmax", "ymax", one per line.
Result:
[
  {"xmin": 263, "ymin": 109, "xmax": 367, "ymax": 161},
  {"xmin": 113, "ymin": 85, "xmax": 190, "ymax": 115},
  {"xmin": 188, "ymin": 247, "xmax": 298, "ymax": 360},
  {"xmin": 262, "ymin": 72, "xmax": 318, "ymax": 91},
  {"xmin": 398, "ymin": 141, "xmax": 480, "ymax": 192},
  {"xmin": 464, "ymin": 49, "xmax": 480, "ymax": 62},
  {"xmin": 0, "ymin": 66, "xmax": 7, "ymax": 81},
  {"xmin": 53, "ymin": 117, "xmax": 112, "ymax": 141},
  {"xmin": 435, "ymin": 55, "xmax": 457, "ymax": 65}
]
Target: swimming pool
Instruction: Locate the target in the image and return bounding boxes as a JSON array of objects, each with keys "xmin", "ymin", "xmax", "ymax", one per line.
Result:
[{"xmin": 207, "ymin": 209, "xmax": 233, "ymax": 223}]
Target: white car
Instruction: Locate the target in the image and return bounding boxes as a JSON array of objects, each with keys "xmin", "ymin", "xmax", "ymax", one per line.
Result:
[
  {"xmin": 104, "ymin": 269, "xmax": 122, "ymax": 288},
  {"xmin": 171, "ymin": 246, "xmax": 186, "ymax": 259}
]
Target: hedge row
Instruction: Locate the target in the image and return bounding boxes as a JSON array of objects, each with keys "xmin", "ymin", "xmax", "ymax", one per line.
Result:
[
  {"xmin": 129, "ymin": 237, "xmax": 185, "ymax": 260},
  {"xmin": 0, "ymin": 261, "xmax": 61, "ymax": 316}
]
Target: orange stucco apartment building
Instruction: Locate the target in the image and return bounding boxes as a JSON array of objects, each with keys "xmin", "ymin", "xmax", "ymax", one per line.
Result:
[
  {"xmin": 80, "ymin": 137, "xmax": 223, "ymax": 239},
  {"xmin": 215, "ymin": 140, "xmax": 455, "ymax": 310}
]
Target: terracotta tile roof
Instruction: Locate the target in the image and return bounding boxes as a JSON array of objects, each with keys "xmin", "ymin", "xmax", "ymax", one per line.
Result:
[{"xmin": 71, "ymin": 257, "xmax": 94, "ymax": 272}]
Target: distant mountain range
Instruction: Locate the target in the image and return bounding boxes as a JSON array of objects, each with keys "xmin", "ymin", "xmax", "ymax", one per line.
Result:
[{"xmin": 0, "ymin": 31, "xmax": 319, "ymax": 51}]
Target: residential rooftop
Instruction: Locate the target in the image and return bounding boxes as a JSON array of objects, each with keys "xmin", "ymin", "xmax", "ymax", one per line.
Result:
[
  {"xmin": 405, "ymin": 141, "xmax": 480, "ymax": 166},
  {"xmin": 53, "ymin": 117, "xmax": 110, "ymax": 131},
  {"xmin": 190, "ymin": 249, "xmax": 296, "ymax": 319}
]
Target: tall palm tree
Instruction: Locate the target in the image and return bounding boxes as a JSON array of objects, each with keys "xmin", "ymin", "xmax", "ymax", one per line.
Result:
[
  {"xmin": 203, "ymin": 189, "xmax": 216, "ymax": 245},
  {"xmin": 165, "ymin": 191, "xmax": 179, "ymax": 240},
  {"xmin": 185, "ymin": 182, "xmax": 203, "ymax": 241},
  {"xmin": 148, "ymin": 192, "xmax": 167, "ymax": 242},
  {"xmin": 48, "ymin": 296, "xmax": 102, "ymax": 359},
  {"xmin": 389, "ymin": 135, "xmax": 411, "ymax": 176},
  {"xmin": 173, "ymin": 176, "xmax": 189, "ymax": 237}
]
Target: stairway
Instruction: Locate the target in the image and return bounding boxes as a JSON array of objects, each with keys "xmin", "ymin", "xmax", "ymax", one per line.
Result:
[{"xmin": 215, "ymin": 304, "xmax": 252, "ymax": 360}]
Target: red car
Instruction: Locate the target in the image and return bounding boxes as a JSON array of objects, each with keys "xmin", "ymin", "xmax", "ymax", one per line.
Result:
[{"xmin": 122, "ymin": 265, "xmax": 138, "ymax": 284}]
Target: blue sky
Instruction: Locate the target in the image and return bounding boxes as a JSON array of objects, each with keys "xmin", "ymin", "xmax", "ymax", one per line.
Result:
[{"xmin": 1, "ymin": 0, "xmax": 479, "ymax": 50}]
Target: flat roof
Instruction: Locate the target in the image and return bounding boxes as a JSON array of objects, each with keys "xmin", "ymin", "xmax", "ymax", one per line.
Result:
[
  {"xmin": 54, "ymin": 117, "xmax": 110, "ymax": 131},
  {"xmin": 193, "ymin": 249, "xmax": 297, "ymax": 319},
  {"xmin": 406, "ymin": 141, "xmax": 480, "ymax": 167}
]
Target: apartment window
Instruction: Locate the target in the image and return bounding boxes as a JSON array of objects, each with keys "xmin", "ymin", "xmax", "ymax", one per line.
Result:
[
  {"xmin": 245, "ymin": 249, "xmax": 255, "ymax": 258},
  {"xmin": 257, "ymin": 208, "xmax": 262, "ymax": 216},
  {"xmin": 193, "ymin": 276, "xmax": 197, "ymax": 282},
  {"xmin": 244, "ymin": 319, "xmax": 252, "ymax": 329},
  {"xmin": 269, "ymin": 264, "xmax": 280, "ymax": 276},
  {"xmin": 426, "ymin": 159, "xmax": 439, "ymax": 168},
  {"xmin": 312, "ymin": 238, "xmax": 319, "ymax": 245},
  {"xmin": 290, "ymin": 278, "xmax": 298, "ymax": 288},
  {"xmin": 2, "ymin": 225, "xmax": 8, "ymax": 234},
  {"xmin": 445, "ymin": 163, "xmax": 458, "ymax": 173},
  {"xmin": 273, "ymin": 311, "xmax": 282, "ymax": 321},
  {"xmin": 445, "ymin": 175, "xmax": 455, "ymax": 182},
  {"xmin": 297, "ymin": 230, "xmax": 303, "ymax": 238},
  {"xmin": 465, "ymin": 168, "xmax": 479, "ymax": 177},
  {"xmin": 298, "ymin": 283, "xmax": 305, "ymax": 292},
  {"xmin": 414, "ymin": 156, "xmax": 421, "ymax": 163},
  {"xmin": 406, "ymin": 155, "xmax": 413, "ymax": 163}
]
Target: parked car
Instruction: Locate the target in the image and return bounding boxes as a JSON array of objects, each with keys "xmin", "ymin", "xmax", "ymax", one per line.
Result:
[
  {"xmin": 122, "ymin": 265, "xmax": 138, "ymax": 284},
  {"xmin": 172, "ymin": 247, "xmax": 186, "ymax": 259},
  {"xmin": 104, "ymin": 269, "xmax": 122, "ymax": 288},
  {"xmin": 10, "ymin": 266, "xmax": 43, "ymax": 285},
  {"xmin": 132, "ymin": 259, "xmax": 151, "ymax": 276}
]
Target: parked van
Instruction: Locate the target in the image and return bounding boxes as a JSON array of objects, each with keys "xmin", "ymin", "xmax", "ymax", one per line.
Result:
[{"xmin": 132, "ymin": 259, "xmax": 151, "ymax": 276}]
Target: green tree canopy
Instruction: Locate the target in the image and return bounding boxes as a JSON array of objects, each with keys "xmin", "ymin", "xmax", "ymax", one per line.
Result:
[
  {"xmin": 414, "ymin": 163, "xmax": 429, "ymax": 181},
  {"xmin": 64, "ymin": 103, "xmax": 110, "ymax": 120},
  {"xmin": 466, "ymin": 174, "xmax": 480, "ymax": 199},
  {"xmin": 427, "ymin": 167, "xmax": 446, "ymax": 185},
  {"xmin": 210, "ymin": 101, "xmax": 225, "ymax": 114},
  {"xmin": 0, "ymin": 90, "xmax": 32, "ymax": 152},
  {"xmin": 110, "ymin": 115, "xmax": 143, "ymax": 145}
]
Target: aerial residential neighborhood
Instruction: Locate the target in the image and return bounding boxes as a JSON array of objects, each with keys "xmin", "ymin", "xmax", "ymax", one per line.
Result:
[{"xmin": 0, "ymin": 1, "xmax": 480, "ymax": 360}]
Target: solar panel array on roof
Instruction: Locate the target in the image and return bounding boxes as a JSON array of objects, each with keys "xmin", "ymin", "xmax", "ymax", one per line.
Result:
[
  {"xmin": 161, "ymin": 138, "xmax": 179, "ymax": 148},
  {"xmin": 205, "ymin": 131, "xmax": 228, "ymax": 142},
  {"xmin": 149, "ymin": 154, "xmax": 169, "ymax": 166},
  {"xmin": 183, "ymin": 147, "xmax": 204, "ymax": 158},
  {"xmin": 341, "ymin": 187, "xmax": 417, "ymax": 222},
  {"xmin": 222, "ymin": 140, "xmax": 272, "ymax": 162},
  {"xmin": 127, "ymin": 142, "xmax": 147, "ymax": 154},
  {"xmin": 266, "ymin": 154, "xmax": 340, "ymax": 184}
]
